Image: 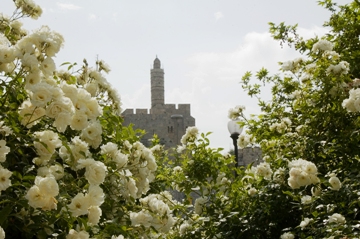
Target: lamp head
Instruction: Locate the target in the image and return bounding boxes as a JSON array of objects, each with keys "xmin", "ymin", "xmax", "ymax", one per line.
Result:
[{"xmin": 227, "ymin": 120, "xmax": 243, "ymax": 135}]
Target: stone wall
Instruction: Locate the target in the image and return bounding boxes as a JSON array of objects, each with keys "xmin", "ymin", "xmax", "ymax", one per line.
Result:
[{"xmin": 238, "ymin": 146, "xmax": 262, "ymax": 167}]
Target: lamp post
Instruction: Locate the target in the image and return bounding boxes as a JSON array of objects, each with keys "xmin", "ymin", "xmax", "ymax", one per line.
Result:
[{"xmin": 227, "ymin": 120, "xmax": 243, "ymax": 167}]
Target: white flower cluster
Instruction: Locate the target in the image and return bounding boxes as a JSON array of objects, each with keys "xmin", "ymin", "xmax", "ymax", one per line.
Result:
[
  {"xmin": 281, "ymin": 57, "xmax": 304, "ymax": 72},
  {"xmin": 301, "ymin": 195, "xmax": 312, "ymax": 205},
  {"xmin": 0, "ymin": 226, "xmax": 4, "ymax": 239},
  {"xmin": 237, "ymin": 132, "xmax": 253, "ymax": 149},
  {"xmin": 0, "ymin": 121, "xmax": 13, "ymax": 136},
  {"xmin": 299, "ymin": 217, "xmax": 313, "ymax": 230},
  {"xmin": 68, "ymin": 188, "xmax": 105, "ymax": 225},
  {"xmin": 280, "ymin": 232, "xmax": 294, "ymax": 239},
  {"xmin": 37, "ymin": 164, "xmax": 64, "ymax": 180},
  {"xmin": 287, "ymin": 159, "xmax": 320, "ymax": 189},
  {"xmin": 67, "ymin": 185, "xmax": 104, "ymax": 225},
  {"xmin": 194, "ymin": 196, "xmax": 208, "ymax": 215},
  {"xmin": 111, "ymin": 235, "xmax": 125, "ymax": 239},
  {"xmin": 326, "ymin": 61, "xmax": 350, "ymax": 75},
  {"xmin": 0, "ymin": 3, "xmax": 168, "ymax": 238},
  {"xmin": 14, "ymin": 0, "xmax": 42, "ymax": 19},
  {"xmin": 248, "ymin": 187, "xmax": 258, "ymax": 196},
  {"xmin": 179, "ymin": 221, "xmax": 192, "ymax": 236},
  {"xmin": 104, "ymin": 141, "xmax": 157, "ymax": 201},
  {"xmin": 327, "ymin": 213, "xmax": 346, "ymax": 225},
  {"xmin": 0, "ymin": 140, "xmax": 10, "ymax": 162},
  {"xmin": 342, "ymin": 87, "xmax": 360, "ymax": 112},
  {"xmin": 0, "ymin": 23, "xmax": 121, "ymax": 134},
  {"xmin": 180, "ymin": 126, "xmax": 199, "ymax": 145},
  {"xmin": 216, "ymin": 172, "xmax": 231, "ymax": 192},
  {"xmin": 77, "ymin": 158, "xmax": 107, "ymax": 185},
  {"xmin": 0, "ymin": 165, "xmax": 12, "ymax": 193},
  {"xmin": 312, "ymin": 39, "xmax": 334, "ymax": 53},
  {"xmin": 130, "ymin": 193, "xmax": 175, "ymax": 233},
  {"xmin": 173, "ymin": 166, "xmax": 182, "ymax": 173},
  {"xmin": 33, "ymin": 130, "xmax": 62, "ymax": 165},
  {"xmin": 253, "ymin": 162, "xmax": 273, "ymax": 180},
  {"xmin": 101, "ymin": 142, "xmax": 128, "ymax": 169},
  {"xmin": 25, "ymin": 175, "xmax": 59, "ymax": 210},
  {"xmin": 328, "ymin": 174, "xmax": 342, "ymax": 191},
  {"xmin": 66, "ymin": 229, "xmax": 90, "ymax": 239},
  {"xmin": 0, "ymin": 122, "xmax": 12, "ymax": 203},
  {"xmin": 269, "ymin": 117, "xmax": 292, "ymax": 134},
  {"xmin": 12, "ymin": 29, "xmax": 107, "ymax": 135},
  {"xmin": 323, "ymin": 50, "xmax": 340, "ymax": 60},
  {"xmin": 228, "ymin": 105, "xmax": 245, "ymax": 120}
]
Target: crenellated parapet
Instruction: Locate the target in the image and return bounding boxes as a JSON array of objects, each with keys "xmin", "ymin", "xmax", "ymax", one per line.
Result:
[{"xmin": 124, "ymin": 104, "xmax": 192, "ymax": 117}]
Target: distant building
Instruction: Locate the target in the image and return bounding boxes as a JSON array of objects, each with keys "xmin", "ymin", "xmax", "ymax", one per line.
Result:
[{"xmin": 122, "ymin": 57, "xmax": 195, "ymax": 148}]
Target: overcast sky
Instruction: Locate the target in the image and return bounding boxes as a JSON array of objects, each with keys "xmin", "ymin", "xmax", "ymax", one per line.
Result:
[{"xmin": 3, "ymin": 0, "xmax": 352, "ymax": 151}]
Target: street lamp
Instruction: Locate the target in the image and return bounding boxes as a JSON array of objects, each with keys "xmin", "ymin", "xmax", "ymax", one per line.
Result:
[{"xmin": 228, "ymin": 120, "xmax": 243, "ymax": 167}]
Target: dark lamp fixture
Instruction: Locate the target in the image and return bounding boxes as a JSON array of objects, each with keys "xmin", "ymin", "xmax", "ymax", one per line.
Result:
[{"xmin": 227, "ymin": 120, "xmax": 243, "ymax": 167}]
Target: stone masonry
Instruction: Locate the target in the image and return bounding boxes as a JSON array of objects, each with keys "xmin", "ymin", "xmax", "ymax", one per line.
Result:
[
  {"xmin": 122, "ymin": 57, "xmax": 195, "ymax": 148},
  {"xmin": 238, "ymin": 146, "xmax": 262, "ymax": 167}
]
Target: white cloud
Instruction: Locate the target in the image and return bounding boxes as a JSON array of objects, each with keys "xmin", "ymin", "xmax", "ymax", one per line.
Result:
[
  {"xmin": 56, "ymin": 3, "xmax": 81, "ymax": 10},
  {"xmin": 112, "ymin": 13, "xmax": 118, "ymax": 22},
  {"xmin": 214, "ymin": 12, "xmax": 223, "ymax": 21},
  {"xmin": 88, "ymin": 13, "xmax": 98, "ymax": 21},
  {"xmin": 174, "ymin": 27, "xmax": 330, "ymax": 150},
  {"xmin": 122, "ymin": 84, "xmax": 150, "ymax": 109}
]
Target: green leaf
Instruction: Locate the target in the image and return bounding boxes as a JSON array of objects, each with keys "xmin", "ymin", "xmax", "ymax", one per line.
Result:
[{"xmin": 0, "ymin": 204, "xmax": 13, "ymax": 225}]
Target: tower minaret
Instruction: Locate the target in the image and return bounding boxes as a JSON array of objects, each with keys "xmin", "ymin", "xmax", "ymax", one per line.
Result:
[{"xmin": 151, "ymin": 57, "xmax": 165, "ymax": 111}]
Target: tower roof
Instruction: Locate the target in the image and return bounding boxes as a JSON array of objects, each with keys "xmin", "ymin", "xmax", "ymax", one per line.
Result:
[{"xmin": 153, "ymin": 56, "xmax": 161, "ymax": 69}]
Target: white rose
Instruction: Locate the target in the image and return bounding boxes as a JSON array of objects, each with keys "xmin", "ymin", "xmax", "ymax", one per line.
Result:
[
  {"xmin": 30, "ymin": 82, "xmax": 53, "ymax": 107},
  {"xmin": 0, "ymin": 226, "xmax": 5, "ymax": 239},
  {"xmin": 329, "ymin": 176, "xmax": 342, "ymax": 191},
  {"xmin": 328, "ymin": 213, "xmax": 346, "ymax": 224},
  {"xmin": 70, "ymin": 111, "xmax": 89, "ymax": 131},
  {"xmin": 84, "ymin": 160, "xmax": 107, "ymax": 185},
  {"xmin": 301, "ymin": 195, "xmax": 312, "ymax": 205},
  {"xmin": 130, "ymin": 210, "xmax": 153, "ymax": 227},
  {"xmin": 53, "ymin": 112, "xmax": 72, "ymax": 132},
  {"xmin": 85, "ymin": 98, "xmax": 102, "ymax": 120},
  {"xmin": 68, "ymin": 193, "xmax": 90, "ymax": 217},
  {"xmin": 66, "ymin": 229, "xmax": 90, "ymax": 239},
  {"xmin": 0, "ymin": 140, "xmax": 10, "ymax": 162},
  {"xmin": 36, "ymin": 176, "xmax": 59, "ymax": 197},
  {"xmin": 40, "ymin": 57, "xmax": 55, "ymax": 76},
  {"xmin": 46, "ymin": 97, "xmax": 74, "ymax": 118},
  {"xmin": 88, "ymin": 185, "xmax": 105, "ymax": 206},
  {"xmin": 88, "ymin": 206, "xmax": 102, "ymax": 225},
  {"xmin": 0, "ymin": 167, "xmax": 12, "ymax": 191}
]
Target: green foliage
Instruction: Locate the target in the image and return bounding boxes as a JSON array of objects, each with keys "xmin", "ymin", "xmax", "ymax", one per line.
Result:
[{"xmin": 157, "ymin": 1, "xmax": 360, "ymax": 238}]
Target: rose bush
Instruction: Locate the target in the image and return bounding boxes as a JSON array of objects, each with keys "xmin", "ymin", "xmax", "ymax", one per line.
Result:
[{"xmin": 0, "ymin": 1, "xmax": 179, "ymax": 238}]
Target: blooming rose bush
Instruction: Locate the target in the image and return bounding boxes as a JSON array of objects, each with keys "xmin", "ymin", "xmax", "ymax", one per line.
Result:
[
  {"xmin": 0, "ymin": 1, "xmax": 179, "ymax": 238},
  {"xmin": 211, "ymin": 0, "xmax": 360, "ymax": 238}
]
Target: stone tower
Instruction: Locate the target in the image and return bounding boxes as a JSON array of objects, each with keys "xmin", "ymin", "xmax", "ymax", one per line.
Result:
[
  {"xmin": 122, "ymin": 57, "xmax": 195, "ymax": 148},
  {"xmin": 151, "ymin": 57, "xmax": 165, "ymax": 112}
]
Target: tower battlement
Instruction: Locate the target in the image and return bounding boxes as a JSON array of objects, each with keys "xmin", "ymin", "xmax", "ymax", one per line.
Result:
[
  {"xmin": 123, "ymin": 108, "xmax": 150, "ymax": 115},
  {"xmin": 124, "ymin": 104, "xmax": 191, "ymax": 116}
]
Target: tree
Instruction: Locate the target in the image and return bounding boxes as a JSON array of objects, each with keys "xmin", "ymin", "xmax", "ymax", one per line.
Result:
[{"xmin": 159, "ymin": 0, "xmax": 360, "ymax": 238}]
